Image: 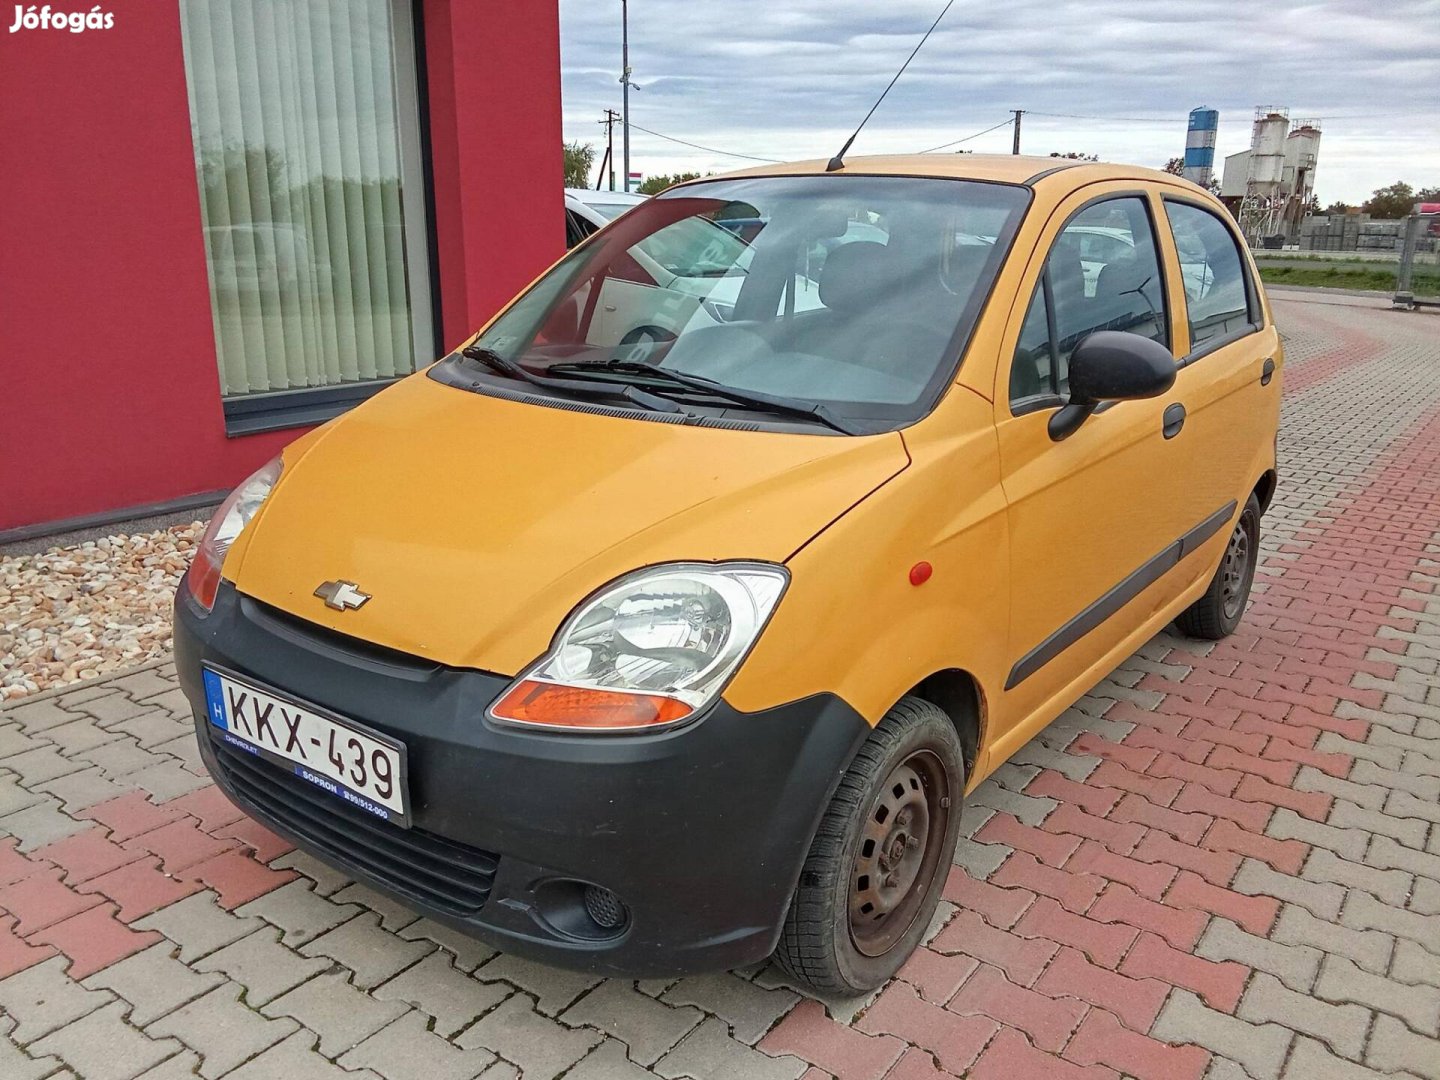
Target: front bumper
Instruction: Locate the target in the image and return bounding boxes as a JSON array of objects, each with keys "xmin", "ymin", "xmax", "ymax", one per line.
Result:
[{"xmin": 174, "ymin": 581, "xmax": 868, "ymax": 976}]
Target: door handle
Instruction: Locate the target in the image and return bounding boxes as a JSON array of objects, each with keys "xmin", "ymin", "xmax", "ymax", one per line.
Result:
[
  {"xmin": 1260, "ymin": 358, "xmax": 1275, "ymax": 386},
  {"xmin": 1162, "ymin": 402, "xmax": 1186, "ymax": 439}
]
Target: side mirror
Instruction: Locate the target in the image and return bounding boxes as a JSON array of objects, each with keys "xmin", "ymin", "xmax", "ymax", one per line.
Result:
[{"xmin": 1049, "ymin": 331, "xmax": 1176, "ymax": 441}]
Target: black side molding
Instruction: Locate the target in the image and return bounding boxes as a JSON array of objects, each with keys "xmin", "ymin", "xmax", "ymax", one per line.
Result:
[{"xmin": 1004, "ymin": 501, "xmax": 1238, "ymax": 690}]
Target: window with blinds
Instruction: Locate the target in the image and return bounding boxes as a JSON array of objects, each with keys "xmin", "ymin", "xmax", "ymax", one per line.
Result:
[{"xmin": 179, "ymin": 0, "xmax": 434, "ymax": 412}]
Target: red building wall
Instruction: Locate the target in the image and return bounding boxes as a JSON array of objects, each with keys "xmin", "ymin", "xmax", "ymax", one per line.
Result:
[{"xmin": 0, "ymin": 1, "xmax": 563, "ymax": 535}]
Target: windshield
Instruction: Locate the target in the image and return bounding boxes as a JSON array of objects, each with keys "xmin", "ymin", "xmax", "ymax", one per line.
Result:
[{"xmin": 460, "ymin": 175, "xmax": 1029, "ymax": 430}]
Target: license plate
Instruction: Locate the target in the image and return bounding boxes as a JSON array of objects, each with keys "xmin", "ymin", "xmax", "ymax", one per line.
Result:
[{"xmin": 202, "ymin": 666, "xmax": 410, "ymax": 828}]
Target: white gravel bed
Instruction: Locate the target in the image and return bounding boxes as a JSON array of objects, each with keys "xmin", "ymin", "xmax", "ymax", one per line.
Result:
[{"xmin": 1, "ymin": 522, "xmax": 203, "ymax": 701}]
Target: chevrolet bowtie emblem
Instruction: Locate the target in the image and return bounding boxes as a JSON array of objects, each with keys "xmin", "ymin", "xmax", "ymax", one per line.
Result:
[{"xmin": 314, "ymin": 580, "xmax": 371, "ymax": 611}]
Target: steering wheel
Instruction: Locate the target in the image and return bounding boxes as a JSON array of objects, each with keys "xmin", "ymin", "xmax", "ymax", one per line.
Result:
[{"xmin": 615, "ymin": 324, "xmax": 677, "ymax": 363}]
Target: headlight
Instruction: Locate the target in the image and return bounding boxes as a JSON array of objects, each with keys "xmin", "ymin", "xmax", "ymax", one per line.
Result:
[
  {"xmin": 184, "ymin": 457, "xmax": 283, "ymax": 612},
  {"xmin": 489, "ymin": 562, "xmax": 788, "ymax": 732}
]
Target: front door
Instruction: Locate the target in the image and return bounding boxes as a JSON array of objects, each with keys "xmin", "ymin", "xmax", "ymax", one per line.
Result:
[{"xmin": 988, "ymin": 185, "xmax": 1215, "ymax": 761}]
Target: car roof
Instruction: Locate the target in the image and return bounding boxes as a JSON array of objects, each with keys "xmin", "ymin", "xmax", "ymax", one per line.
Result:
[
  {"xmin": 685, "ymin": 154, "xmax": 1203, "ymax": 193},
  {"xmin": 565, "ymin": 188, "xmax": 647, "ymax": 204}
]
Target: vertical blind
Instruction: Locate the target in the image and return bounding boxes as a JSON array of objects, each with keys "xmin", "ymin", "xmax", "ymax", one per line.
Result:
[{"xmin": 179, "ymin": 0, "xmax": 432, "ymax": 398}]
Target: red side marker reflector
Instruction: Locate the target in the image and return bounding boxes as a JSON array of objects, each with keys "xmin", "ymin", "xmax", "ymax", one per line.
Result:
[{"xmin": 909, "ymin": 561, "xmax": 933, "ymax": 586}]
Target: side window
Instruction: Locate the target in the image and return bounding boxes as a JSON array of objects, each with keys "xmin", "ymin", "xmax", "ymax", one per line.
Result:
[
  {"xmin": 1010, "ymin": 196, "xmax": 1170, "ymax": 408},
  {"xmin": 1165, "ymin": 202, "xmax": 1253, "ymax": 349}
]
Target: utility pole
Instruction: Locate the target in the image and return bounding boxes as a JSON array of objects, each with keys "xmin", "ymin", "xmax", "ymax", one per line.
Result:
[
  {"xmin": 1011, "ymin": 109, "xmax": 1023, "ymax": 155},
  {"xmin": 621, "ymin": 0, "xmax": 632, "ymax": 192},
  {"xmin": 598, "ymin": 109, "xmax": 621, "ymax": 190}
]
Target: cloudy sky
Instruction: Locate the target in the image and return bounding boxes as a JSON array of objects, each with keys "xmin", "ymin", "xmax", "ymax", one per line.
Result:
[{"xmin": 558, "ymin": 0, "xmax": 1440, "ymax": 204}]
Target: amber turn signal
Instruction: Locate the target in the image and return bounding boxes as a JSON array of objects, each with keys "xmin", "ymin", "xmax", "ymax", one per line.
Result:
[{"xmin": 490, "ymin": 679, "xmax": 694, "ymax": 730}]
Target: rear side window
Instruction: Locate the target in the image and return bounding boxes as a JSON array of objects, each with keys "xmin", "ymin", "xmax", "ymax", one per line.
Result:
[
  {"xmin": 1010, "ymin": 196, "xmax": 1169, "ymax": 407},
  {"xmin": 1165, "ymin": 201, "xmax": 1254, "ymax": 349}
]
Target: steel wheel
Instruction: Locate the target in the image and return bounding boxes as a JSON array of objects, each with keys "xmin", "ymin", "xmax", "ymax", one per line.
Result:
[
  {"xmin": 1219, "ymin": 521, "xmax": 1252, "ymax": 621},
  {"xmin": 848, "ymin": 750, "xmax": 951, "ymax": 956}
]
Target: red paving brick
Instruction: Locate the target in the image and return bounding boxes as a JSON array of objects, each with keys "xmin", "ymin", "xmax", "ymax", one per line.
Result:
[
  {"xmin": 122, "ymin": 818, "xmax": 239, "ymax": 873},
  {"xmin": 940, "ymin": 868, "xmax": 1035, "ymax": 929},
  {"xmin": 36, "ymin": 827, "xmax": 147, "ymax": 884},
  {"xmin": 948, "ymin": 964, "xmax": 1086, "ymax": 1053},
  {"xmin": 163, "ymin": 785, "xmax": 248, "ymax": 832},
  {"xmin": 1119, "ymin": 933, "xmax": 1248, "ymax": 1013},
  {"xmin": 28, "ymin": 902, "xmax": 162, "ymax": 979},
  {"xmin": 1063, "ymin": 1008, "xmax": 1209, "ymax": 1080},
  {"xmin": 76, "ymin": 791, "xmax": 185, "ymax": 842},
  {"xmin": 0, "ymin": 837, "xmax": 50, "ymax": 886},
  {"xmin": 896, "ymin": 946, "xmax": 979, "ymax": 1006},
  {"xmin": 969, "ymin": 1027, "xmax": 1118, "ymax": 1080},
  {"xmin": 0, "ymin": 868, "xmax": 103, "ymax": 934},
  {"xmin": 1033, "ymin": 947, "xmax": 1169, "ymax": 1033},
  {"xmin": 931, "ymin": 909, "xmax": 1058, "ymax": 987},
  {"xmin": 76, "ymin": 856, "xmax": 204, "ymax": 922},
  {"xmin": 175, "ymin": 849, "xmax": 297, "ymax": 909},
  {"xmin": 0, "ymin": 914, "xmax": 57, "ymax": 979},
  {"xmin": 760, "ymin": 999, "xmax": 906, "ymax": 1080},
  {"xmin": 213, "ymin": 816, "xmax": 295, "ymax": 863},
  {"xmin": 858, "ymin": 982, "xmax": 997, "ymax": 1076},
  {"xmin": 1011, "ymin": 897, "xmax": 1139, "ymax": 969}
]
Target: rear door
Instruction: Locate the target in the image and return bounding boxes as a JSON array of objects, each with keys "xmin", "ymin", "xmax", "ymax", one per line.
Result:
[{"xmin": 1156, "ymin": 192, "xmax": 1280, "ymax": 592}]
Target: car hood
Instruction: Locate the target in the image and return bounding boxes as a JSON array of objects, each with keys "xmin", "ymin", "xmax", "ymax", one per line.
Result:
[{"xmin": 231, "ymin": 373, "xmax": 908, "ymax": 674}]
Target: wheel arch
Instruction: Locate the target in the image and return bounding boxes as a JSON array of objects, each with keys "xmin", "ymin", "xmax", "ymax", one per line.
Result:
[
  {"xmin": 1253, "ymin": 468, "xmax": 1277, "ymax": 516},
  {"xmin": 904, "ymin": 668, "xmax": 987, "ymax": 780}
]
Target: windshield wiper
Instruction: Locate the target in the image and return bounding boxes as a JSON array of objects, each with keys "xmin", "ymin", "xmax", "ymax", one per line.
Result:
[
  {"xmin": 545, "ymin": 359, "xmax": 858, "ymax": 435},
  {"xmin": 460, "ymin": 345, "xmax": 685, "ymax": 415}
]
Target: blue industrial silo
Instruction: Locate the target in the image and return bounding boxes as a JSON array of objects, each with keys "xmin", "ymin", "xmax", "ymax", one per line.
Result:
[{"xmin": 1183, "ymin": 108, "xmax": 1219, "ymax": 187}]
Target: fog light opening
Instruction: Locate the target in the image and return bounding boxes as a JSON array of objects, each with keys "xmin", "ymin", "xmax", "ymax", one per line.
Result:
[{"xmin": 584, "ymin": 884, "xmax": 628, "ymax": 932}]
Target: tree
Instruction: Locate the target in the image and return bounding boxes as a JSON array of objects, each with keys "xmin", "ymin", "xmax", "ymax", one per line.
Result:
[
  {"xmin": 1049, "ymin": 151, "xmax": 1099, "ymax": 161},
  {"xmin": 1419, "ymin": 186, "xmax": 1440, "ymax": 203},
  {"xmin": 563, "ymin": 142, "xmax": 596, "ymax": 188},
  {"xmin": 1361, "ymin": 181, "xmax": 1415, "ymax": 219},
  {"xmin": 1162, "ymin": 157, "xmax": 1185, "ymax": 175},
  {"xmin": 1322, "ymin": 200, "xmax": 1352, "ymax": 215},
  {"xmin": 636, "ymin": 171, "xmax": 704, "ymax": 196}
]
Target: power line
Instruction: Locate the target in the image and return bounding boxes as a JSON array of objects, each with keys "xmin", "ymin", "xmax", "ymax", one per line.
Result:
[
  {"xmin": 917, "ymin": 117, "xmax": 1015, "ymax": 154},
  {"xmin": 625, "ymin": 122, "xmax": 783, "ymax": 163}
]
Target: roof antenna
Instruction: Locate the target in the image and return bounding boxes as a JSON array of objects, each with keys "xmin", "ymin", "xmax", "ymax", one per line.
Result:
[{"xmin": 827, "ymin": 0, "xmax": 958, "ymax": 172}]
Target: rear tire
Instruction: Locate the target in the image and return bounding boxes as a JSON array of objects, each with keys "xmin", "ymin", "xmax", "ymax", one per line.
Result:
[
  {"xmin": 775, "ymin": 696, "xmax": 964, "ymax": 995},
  {"xmin": 1176, "ymin": 494, "xmax": 1261, "ymax": 640}
]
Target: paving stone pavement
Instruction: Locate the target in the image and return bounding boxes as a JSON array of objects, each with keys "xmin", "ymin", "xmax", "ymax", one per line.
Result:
[{"xmin": 3, "ymin": 297, "xmax": 1439, "ymax": 1079}]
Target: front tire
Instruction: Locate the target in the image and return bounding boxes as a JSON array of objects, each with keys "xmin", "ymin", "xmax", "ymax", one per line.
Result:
[
  {"xmin": 775, "ymin": 697, "xmax": 965, "ymax": 995},
  {"xmin": 1176, "ymin": 493, "xmax": 1261, "ymax": 640}
]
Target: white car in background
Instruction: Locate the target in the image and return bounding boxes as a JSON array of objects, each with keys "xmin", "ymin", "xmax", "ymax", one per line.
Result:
[
  {"xmin": 1067, "ymin": 224, "xmax": 1214, "ymax": 300},
  {"xmin": 565, "ymin": 188, "xmax": 647, "ymax": 246}
]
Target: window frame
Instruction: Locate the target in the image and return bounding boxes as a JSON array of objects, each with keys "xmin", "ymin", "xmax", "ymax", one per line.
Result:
[
  {"xmin": 1008, "ymin": 189, "xmax": 1173, "ymax": 417},
  {"xmin": 1160, "ymin": 193, "xmax": 1264, "ymax": 367},
  {"xmin": 206, "ymin": 0, "xmax": 441, "ymax": 437}
]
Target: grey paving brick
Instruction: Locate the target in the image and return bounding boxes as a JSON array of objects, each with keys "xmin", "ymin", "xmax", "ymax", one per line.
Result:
[
  {"xmin": 145, "ymin": 983, "xmax": 298, "ymax": 1079},
  {"xmin": 951, "ymin": 836, "xmax": 1009, "ymax": 878},
  {"xmin": 563, "ymin": 979, "xmax": 703, "ymax": 1065},
  {"xmin": 2, "ymin": 746, "xmax": 87, "ymax": 785},
  {"xmin": 987, "ymin": 761, "xmax": 1041, "ymax": 794},
  {"xmin": 1273, "ymin": 904, "xmax": 1395, "ymax": 975},
  {"xmin": 1387, "ymin": 789, "xmax": 1440, "ymax": 827},
  {"xmin": 111, "ymin": 671, "xmax": 177, "ymax": 700},
  {"xmin": 1317, "ymin": 732, "xmax": 1403, "ymax": 770},
  {"xmin": 224, "ymin": 1030, "xmax": 385, "ymax": 1080},
  {"xmin": 261, "ymin": 970, "xmax": 408, "ymax": 1059},
  {"xmin": 82, "ymin": 943, "xmax": 226, "ymax": 1025},
  {"xmin": 133, "ymin": 1052, "xmax": 204, "ymax": 1080},
  {"xmin": 473, "ymin": 952, "xmax": 602, "ymax": 1016},
  {"xmin": 33, "ymin": 767, "xmax": 133, "ymax": 811},
  {"xmin": 299, "ymin": 912, "xmax": 433, "ymax": 990},
  {"xmin": 126, "ymin": 760, "xmax": 210, "ymax": 801},
  {"xmin": 1367, "ymin": 834, "xmax": 1440, "ymax": 882},
  {"xmin": 1234, "ymin": 857, "xmax": 1345, "ymax": 920},
  {"xmin": 29, "ymin": 1000, "xmax": 184, "ymax": 1080},
  {"xmin": 654, "ymin": 1016, "xmax": 807, "ymax": 1080},
  {"xmin": 1367, "ymin": 1013, "xmax": 1440, "ymax": 1079},
  {"xmin": 567, "ymin": 1039, "xmax": 663, "ymax": 1080},
  {"xmin": 344, "ymin": 1009, "xmax": 499, "ymax": 1080},
  {"xmin": 1010, "ymin": 740, "xmax": 1100, "ymax": 782},
  {"xmin": 0, "ymin": 956, "xmax": 114, "ymax": 1044},
  {"xmin": 192, "ymin": 926, "xmax": 332, "ymax": 1006},
  {"xmin": 1266, "ymin": 808, "xmax": 1368, "ymax": 861},
  {"xmin": 72, "ymin": 692, "xmax": 150, "ymax": 727},
  {"xmin": 965, "ymin": 781, "xmax": 1056, "ymax": 826},
  {"xmin": 330, "ymin": 882, "xmax": 420, "ymax": 932},
  {"xmin": 75, "ymin": 736, "xmax": 163, "ymax": 778},
  {"xmin": 0, "ymin": 723, "xmax": 35, "ymax": 759},
  {"xmin": 1293, "ymin": 767, "xmax": 1386, "ymax": 811},
  {"xmin": 1238, "ymin": 972, "xmax": 1370, "ymax": 1061},
  {"xmin": 458, "ymin": 993, "xmax": 604, "ymax": 1079},
  {"xmin": 235, "ymin": 879, "xmax": 361, "ymax": 946},
  {"xmin": 1302, "ymin": 847, "xmax": 1413, "ymax": 905},
  {"xmin": 1371, "ymin": 726, "xmax": 1440, "ymax": 760},
  {"xmin": 372, "ymin": 952, "xmax": 509, "ymax": 1038},
  {"xmin": 1340, "ymin": 890, "xmax": 1440, "ymax": 954},
  {"xmin": 0, "ymin": 774, "xmax": 45, "ymax": 816},
  {"xmin": 36, "ymin": 717, "xmax": 122, "ymax": 757},
  {"xmin": 4, "ymin": 698, "xmax": 83, "ymax": 734},
  {"xmin": 1197, "ymin": 917, "xmax": 1321, "ymax": 993},
  {"xmin": 0, "ymin": 796, "xmax": 87, "ymax": 850},
  {"xmin": 1410, "ymin": 874, "xmax": 1440, "ymax": 916},
  {"xmin": 396, "ymin": 918, "xmax": 496, "ymax": 973},
  {"xmin": 661, "ymin": 973, "xmax": 801, "ymax": 1045},
  {"xmin": 1350, "ymin": 758, "xmax": 1440, "ymax": 800},
  {"xmin": 152, "ymin": 735, "xmax": 205, "ymax": 775},
  {"xmin": 1284, "ymin": 1035, "xmax": 1422, "ymax": 1080},
  {"xmin": 1328, "ymin": 799, "xmax": 1430, "ymax": 848},
  {"xmin": 133, "ymin": 892, "xmax": 264, "ymax": 964},
  {"xmin": 1316, "ymin": 953, "xmax": 1440, "ymax": 1035},
  {"xmin": 957, "ymin": 804, "xmax": 996, "ymax": 840},
  {"xmin": 1392, "ymin": 938, "xmax": 1440, "ymax": 989},
  {"xmin": 270, "ymin": 849, "xmax": 351, "ymax": 896},
  {"xmin": 0, "ymin": 1019, "xmax": 63, "ymax": 1080}
]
